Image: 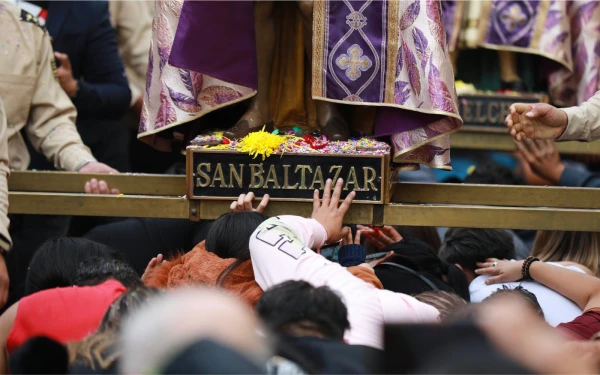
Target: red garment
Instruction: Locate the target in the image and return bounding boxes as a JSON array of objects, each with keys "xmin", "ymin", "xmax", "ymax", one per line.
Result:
[
  {"xmin": 6, "ymin": 280, "xmax": 126, "ymax": 354},
  {"xmin": 557, "ymin": 308, "xmax": 600, "ymax": 341}
]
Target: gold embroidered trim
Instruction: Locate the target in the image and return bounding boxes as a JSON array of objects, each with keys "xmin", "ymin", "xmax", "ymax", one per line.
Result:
[
  {"xmin": 312, "ymin": 0, "xmax": 326, "ymax": 97},
  {"xmin": 384, "ymin": 0, "xmax": 399, "ymax": 103},
  {"xmin": 530, "ymin": 0, "xmax": 550, "ymax": 50},
  {"xmin": 478, "ymin": 1, "xmax": 493, "ymax": 45},
  {"xmin": 450, "ymin": 1, "xmax": 466, "ymax": 51}
]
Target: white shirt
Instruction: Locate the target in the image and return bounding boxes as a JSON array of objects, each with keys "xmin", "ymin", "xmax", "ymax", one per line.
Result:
[
  {"xmin": 470, "ymin": 262, "xmax": 584, "ymax": 326},
  {"xmin": 249, "ymin": 216, "xmax": 440, "ymax": 349}
]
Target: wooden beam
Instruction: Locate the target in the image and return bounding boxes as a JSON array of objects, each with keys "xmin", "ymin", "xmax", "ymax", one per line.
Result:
[
  {"xmin": 452, "ymin": 131, "xmax": 600, "ymax": 154},
  {"xmin": 7, "ymin": 192, "xmax": 600, "ymax": 231},
  {"xmin": 383, "ymin": 204, "xmax": 600, "ymax": 231},
  {"xmin": 8, "ymin": 192, "xmax": 189, "ymax": 219},
  {"xmin": 8, "ymin": 171, "xmax": 186, "ymax": 196},
  {"xmin": 392, "ymin": 183, "xmax": 600, "ymax": 209}
]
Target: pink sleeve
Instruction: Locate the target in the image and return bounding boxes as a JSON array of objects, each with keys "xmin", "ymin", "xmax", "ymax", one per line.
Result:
[
  {"xmin": 249, "ymin": 216, "xmax": 327, "ymax": 291},
  {"xmin": 377, "ymin": 290, "xmax": 441, "ymax": 324}
]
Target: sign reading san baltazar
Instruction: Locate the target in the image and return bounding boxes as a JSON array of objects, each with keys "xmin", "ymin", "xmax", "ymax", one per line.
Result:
[{"xmin": 186, "ymin": 149, "xmax": 388, "ymax": 203}]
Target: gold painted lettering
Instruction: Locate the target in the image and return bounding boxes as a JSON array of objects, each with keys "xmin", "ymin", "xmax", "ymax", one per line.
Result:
[
  {"xmin": 283, "ymin": 165, "xmax": 298, "ymax": 189},
  {"xmin": 462, "ymin": 101, "xmax": 473, "ymax": 123},
  {"xmin": 488, "ymin": 102, "xmax": 499, "ymax": 124},
  {"xmin": 329, "ymin": 165, "xmax": 343, "ymax": 183},
  {"xmin": 249, "ymin": 164, "xmax": 264, "ymax": 189},
  {"xmin": 295, "ymin": 165, "xmax": 312, "ymax": 190},
  {"xmin": 195, "ymin": 163, "xmax": 211, "ymax": 188},
  {"xmin": 475, "ymin": 101, "xmax": 487, "ymax": 123},
  {"xmin": 363, "ymin": 167, "xmax": 378, "ymax": 192},
  {"xmin": 344, "ymin": 167, "xmax": 359, "ymax": 191},
  {"xmin": 263, "ymin": 165, "xmax": 281, "ymax": 189},
  {"xmin": 229, "ymin": 164, "xmax": 244, "ymax": 188},
  {"xmin": 309, "ymin": 166, "xmax": 325, "ymax": 190},
  {"xmin": 210, "ymin": 163, "xmax": 227, "ymax": 188}
]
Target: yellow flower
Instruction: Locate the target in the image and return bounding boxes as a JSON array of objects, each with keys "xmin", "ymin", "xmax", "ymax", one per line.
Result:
[{"xmin": 236, "ymin": 126, "xmax": 285, "ymax": 160}]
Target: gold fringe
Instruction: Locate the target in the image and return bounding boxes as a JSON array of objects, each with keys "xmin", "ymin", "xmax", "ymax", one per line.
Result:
[
  {"xmin": 312, "ymin": 0, "xmax": 326, "ymax": 97},
  {"xmin": 384, "ymin": 0, "xmax": 400, "ymax": 103}
]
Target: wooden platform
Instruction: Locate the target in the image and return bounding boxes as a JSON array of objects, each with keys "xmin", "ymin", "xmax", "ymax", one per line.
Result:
[{"xmin": 8, "ymin": 171, "xmax": 600, "ymax": 231}]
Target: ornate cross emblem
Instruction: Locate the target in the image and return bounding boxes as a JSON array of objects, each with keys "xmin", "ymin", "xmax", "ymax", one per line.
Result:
[
  {"xmin": 335, "ymin": 44, "xmax": 372, "ymax": 81},
  {"xmin": 500, "ymin": 4, "xmax": 527, "ymax": 32}
]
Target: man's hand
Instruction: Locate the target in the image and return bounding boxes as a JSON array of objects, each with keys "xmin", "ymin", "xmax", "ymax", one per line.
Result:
[
  {"xmin": 230, "ymin": 192, "xmax": 269, "ymax": 213},
  {"xmin": 84, "ymin": 178, "xmax": 120, "ymax": 195},
  {"xmin": 0, "ymin": 256, "xmax": 9, "ymax": 308},
  {"xmin": 54, "ymin": 52, "xmax": 78, "ymax": 98},
  {"xmin": 311, "ymin": 178, "xmax": 355, "ymax": 244},
  {"xmin": 516, "ymin": 139, "xmax": 565, "ymax": 184},
  {"xmin": 505, "ymin": 103, "xmax": 568, "ymax": 141},
  {"xmin": 356, "ymin": 225, "xmax": 402, "ymax": 250}
]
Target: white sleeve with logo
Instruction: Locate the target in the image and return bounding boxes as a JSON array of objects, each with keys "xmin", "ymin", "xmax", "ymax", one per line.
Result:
[{"xmin": 249, "ymin": 215, "xmax": 439, "ymax": 349}]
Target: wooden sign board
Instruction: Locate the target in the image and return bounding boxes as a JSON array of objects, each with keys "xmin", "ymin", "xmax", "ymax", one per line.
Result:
[
  {"xmin": 186, "ymin": 148, "xmax": 390, "ymax": 204},
  {"xmin": 459, "ymin": 93, "xmax": 548, "ymax": 132}
]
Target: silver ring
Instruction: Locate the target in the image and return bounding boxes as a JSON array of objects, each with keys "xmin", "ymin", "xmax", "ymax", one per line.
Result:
[{"xmin": 492, "ymin": 261, "xmax": 499, "ymax": 267}]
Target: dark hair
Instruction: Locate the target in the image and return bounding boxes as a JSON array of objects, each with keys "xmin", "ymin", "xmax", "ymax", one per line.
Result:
[
  {"xmin": 25, "ymin": 237, "xmax": 118, "ymax": 296},
  {"xmin": 257, "ymin": 280, "xmax": 350, "ymax": 341},
  {"xmin": 393, "ymin": 226, "xmax": 441, "ymax": 252},
  {"xmin": 414, "ymin": 291, "xmax": 468, "ymax": 321},
  {"xmin": 206, "ymin": 212, "xmax": 269, "ymax": 286},
  {"xmin": 381, "ymin": 237, "xmax": 471, "ymax": 301},
  {"xmin": 99, "ymin": 287, "xmax": 161, "ymax": 332},
  {"xmin": 73, "ymin": 257, "xmax": 143, "ymax": 290},
  {"xmin": 439, "ymin": 229, "xmax": 515, "ymax": 272},
  {"xmin": 464, "ymin": 160, "xmax": 523, "ymax": 185},
  {"xmin": 484, "ymin": 285, "xmax": 545, "ymax": 318},
  {"xmin": 9, "ymin": 337, "xmax": 68, "ymax": 375}
]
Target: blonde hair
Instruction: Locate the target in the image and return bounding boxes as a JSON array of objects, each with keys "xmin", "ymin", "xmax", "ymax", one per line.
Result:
[{"xmin": 532, "ymin": 231, "xmax": 600, "ymax": 275}]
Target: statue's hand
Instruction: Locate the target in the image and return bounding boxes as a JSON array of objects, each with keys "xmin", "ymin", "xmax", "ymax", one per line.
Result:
[{"xmin": 505, "ymin": 103, "xmax": 568, "ymax": 142}]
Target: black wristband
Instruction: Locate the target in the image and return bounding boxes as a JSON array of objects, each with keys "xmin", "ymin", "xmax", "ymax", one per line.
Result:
[{"xmin": 522, "ymin": 256, "xmax": 540, "ymax": 279}]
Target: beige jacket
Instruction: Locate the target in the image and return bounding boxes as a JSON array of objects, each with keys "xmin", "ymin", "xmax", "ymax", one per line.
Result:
[
  {"xmin": 559, "ymin": 90, "xmax": 600, "ymax": 142},
  {"xmin": 0, "ymin": 98, "xmax": 11, "ymax": 252},
  {"xmin": 109, "ymin": 0, "xmax": 154, "ymax": 107},
  {"xmin": 0, "ymin": 2, "xmax": 95, "ymax": 172}
]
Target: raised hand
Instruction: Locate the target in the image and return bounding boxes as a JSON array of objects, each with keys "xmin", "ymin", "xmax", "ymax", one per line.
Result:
[
  {"xmin": 312, "ymin": 178, "xmax": 355, "ymax": 244},
  {"xmin": 356, "ymin": 225, "xmax": 402, "ymax": 250},
  {"xmin": 54, "ymin": 52, "xmax": 78, "ymax": 98},
  {"xmin": 230, "ymin": 192, "xmax": 270, "ymax": 213},
  {"xmin": 515, "ymin": 139, "xmax": 565, "ymax": 184},
  {"xmin": 505, "ymin": 103, "xmax": 568, "ymax": 141}
]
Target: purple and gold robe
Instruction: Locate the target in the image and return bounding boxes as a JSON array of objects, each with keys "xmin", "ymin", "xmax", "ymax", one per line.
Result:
[
  {"xmin": 139, "ymin": 0, "xmax": 462, "ymax": 170},
  {"xmin": 444, "ymin": 0, "xmax": 600, "ymax": 106}
]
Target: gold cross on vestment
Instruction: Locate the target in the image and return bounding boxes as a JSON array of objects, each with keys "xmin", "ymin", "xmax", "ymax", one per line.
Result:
[
  {"xmin": 336, "ymin": 44, "xmax": 372, "ymax": 81},
  {"xmin": 501, "ymin": 4, "xmax": 527, "ymax": 32}
]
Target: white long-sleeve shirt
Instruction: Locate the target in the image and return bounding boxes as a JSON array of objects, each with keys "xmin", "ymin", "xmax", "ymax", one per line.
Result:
[
  {"xmin": 559, "ymin": 90, "xmax": 600, "ymax": 142},
  {"xmin": 249, "ymin": 215, "xmax": 440, "ymax": 349}
]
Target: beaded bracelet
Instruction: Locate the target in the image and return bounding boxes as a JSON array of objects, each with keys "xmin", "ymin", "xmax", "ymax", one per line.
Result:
[{"xmin": 521, "ymin": 256, "xmax": 540, "ymax": 279}]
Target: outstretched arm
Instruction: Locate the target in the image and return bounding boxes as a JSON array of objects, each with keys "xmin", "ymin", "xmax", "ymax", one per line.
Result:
[{"xmin": 477, "ymin": 259, "xmax": 600, "ymax": 311}]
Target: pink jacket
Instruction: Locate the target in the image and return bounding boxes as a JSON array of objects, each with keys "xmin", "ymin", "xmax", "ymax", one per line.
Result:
[{"xmin": 249, "ymin": 216, "xmax": 440, "ymax": 349}]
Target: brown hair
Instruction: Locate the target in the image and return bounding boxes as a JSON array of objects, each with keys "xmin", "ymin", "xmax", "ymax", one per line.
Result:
[
  {"xmin": 414, "ymin": 290, "xmax": 468, "ymax": 321},
  {"xmin": 532, "ymin": 231, "xmax": 600, "ymax": 275}
]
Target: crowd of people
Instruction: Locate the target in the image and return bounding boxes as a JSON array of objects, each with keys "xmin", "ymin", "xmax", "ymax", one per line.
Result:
[{"xmin": 1, "ymin": 0, "xmax": 600, "ymax": 373}]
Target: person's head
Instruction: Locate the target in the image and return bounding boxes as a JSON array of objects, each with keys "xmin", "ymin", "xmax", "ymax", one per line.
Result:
[
  {"xmin": 257, "ymin": 280, "xmax": 350, "ymax": 341},
  {"xmin": 205, "ymin": 211, "xmax": 269, "ymax": 260},
  {"xmin": 483, "ymin": 286, "xmax": 545, "ymax": 319},
  {"xmin": 205, "ymin": 212, "xmax": 268, "ymax": 286},
  {"xmin": 381, "ymin": 237, "xmax": 470, "ymax": 301},
  {"xmin": 414, "ymin": 291, "xmax": 468, "ymax": 321},
  {"xmin": 392, "ymin": 226, "xmax": 441, "ymax": 251},
  {"xmin": 120, "ymin": 287, "xmax": 269, "ymax": 374},
  {"xmin": 73, "ymin": 257, "xmax": 143, "ymax": 290},
  {"xmin": 26, "ymin": 237, "xmax": 118, "ymax": 296},
  {"xmin": 532, "ymin": 231, "xmax": 600, "ymax": 275},
  {"xmin": 439, "ymin": 228, "xmax": 515, "ymax": 283},
  {"xmin": 68, "ymin": 287, "xmax": 161, "ymax": 372},
  {"xmin": 99, "ymin": 287, "xmax": 161, "ymax": 332},
  {"xmin": 464, "ymin": 160, "xmax": 524, "ymax": 185}
]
